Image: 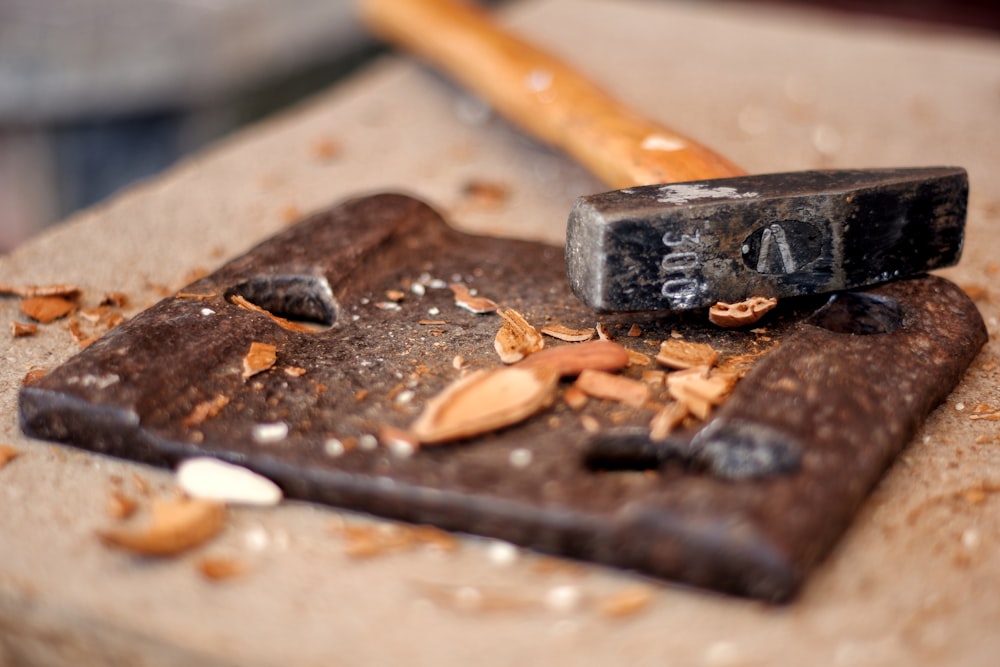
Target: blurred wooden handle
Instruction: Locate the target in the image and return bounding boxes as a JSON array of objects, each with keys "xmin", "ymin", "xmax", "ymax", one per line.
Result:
[{"xmin": 359, "ymin": 0, "xmax": 746, "ymax": 188}]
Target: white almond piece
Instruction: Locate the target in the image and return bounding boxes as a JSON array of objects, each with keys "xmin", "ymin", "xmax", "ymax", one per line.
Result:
[
  {"xmin": 253, "ymin": 421, "xmax": 288, "ymax": 443},
  {"xmin": 176, "ymin": 457, "xmax": 283, "ymax": 506}
]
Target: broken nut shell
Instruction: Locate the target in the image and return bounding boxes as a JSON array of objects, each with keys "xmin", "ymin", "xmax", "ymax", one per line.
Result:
[
  {"xmin": 655, "ymin": 339, "xmax": 718, "ymax": 370},
  {"xmin": 97, "ymin": 497, "xmax": 226, "ymax": 557},
  {"xmin": 410, "ymin": 366, "xmax": 559, "ymax": 443},
  {"xmin": 573, "ymin": 369, "xmax": 651, "ymax": 408},
  {"xmin": 517, "ymin": 339, "xmax": 629, "ymax": 377},
  {"xmin": 709, "ymin": 297, "xmax": 778, "ymax": 328},
  {"xmin": 494, "ymin": 308, "xmax": 544, "ymax": 363}
]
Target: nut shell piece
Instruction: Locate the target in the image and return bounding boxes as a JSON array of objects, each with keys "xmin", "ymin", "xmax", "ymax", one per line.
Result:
[
  {"xmin": 709, "ymin": 296, "xmax": 778, "ymax": 328},
  {"xmin": 410, "ymin": 366, "xmax": 559, "ymax": 444},
  {"xmin": 494, "ymin": 308, "xmax": 544, "ymax": 363}
]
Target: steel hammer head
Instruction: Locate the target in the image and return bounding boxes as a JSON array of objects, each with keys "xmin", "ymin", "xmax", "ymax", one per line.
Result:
[{"xmin": 566, "ymin": 167, "xmax": 967, "ymax": 313}]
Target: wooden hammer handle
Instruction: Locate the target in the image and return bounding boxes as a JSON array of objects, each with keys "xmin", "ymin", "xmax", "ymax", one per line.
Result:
[{"xmin": 359, "ymin": 0, "xmax": 745, "ymax": 188}]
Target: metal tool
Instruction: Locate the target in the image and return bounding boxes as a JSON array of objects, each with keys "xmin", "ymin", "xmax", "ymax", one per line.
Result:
[
  {"xmin": 359, "ymin": 0, "xmax": 967, "ymax": 313},
  {"xmin": 569, "ymin": 168, "xmax": 965, "ymax": 311}
]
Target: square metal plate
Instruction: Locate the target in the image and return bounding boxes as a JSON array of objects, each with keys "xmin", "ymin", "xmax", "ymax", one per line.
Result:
[{"xmin": 18, "ymin": 194, "xmax": 986, "ymax": 601}]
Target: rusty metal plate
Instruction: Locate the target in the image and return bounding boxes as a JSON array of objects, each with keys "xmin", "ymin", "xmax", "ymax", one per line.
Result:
[{"xmin": 18, "ymin": 194, "xmax": 986, "ymax": 601}]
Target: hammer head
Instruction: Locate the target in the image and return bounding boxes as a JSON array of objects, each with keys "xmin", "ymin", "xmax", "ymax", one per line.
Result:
[{"xmin": 566, "ymin": 167, "xmax": 967, "ymax": 313}]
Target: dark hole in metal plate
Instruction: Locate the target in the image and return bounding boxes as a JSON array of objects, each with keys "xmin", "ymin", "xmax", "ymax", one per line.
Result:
[
  {"xmin": 689, "ymin": 418, "xmax": 803, "ymax": 480},
  {"xmin": 225, "ymin": 274, "xmax": 339, "ymax": 325},
  {"xmin": 807, "ymin": 291, "xmax": 904, "ymax": 335},
  {"xmin": 583, "ymin": 428, "xmax": 687, "ymax": 471},
  {"xmin": 583, "ymin": 419, "xmax": 802, "ymax": 481}
]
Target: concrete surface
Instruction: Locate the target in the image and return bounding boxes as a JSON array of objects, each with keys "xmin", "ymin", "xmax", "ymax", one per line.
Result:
[{"xmin": 1, "ymin": 1, "xmax": 998, "ymax": 665}]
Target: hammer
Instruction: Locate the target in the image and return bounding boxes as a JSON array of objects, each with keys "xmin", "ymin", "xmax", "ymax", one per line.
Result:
[{"xmin": 360, "ymin": 0, "xmax": 966, "ymax": 313}]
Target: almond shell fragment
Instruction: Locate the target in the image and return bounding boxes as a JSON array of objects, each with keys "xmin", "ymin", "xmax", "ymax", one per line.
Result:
[
  {"xmin": 517, "ymin": 339, "xmax": 629, "ymax": 377},
  {"xmin": 0, "ymin": 283, "xmax": 81, "ymax": 298},
  {"xmin": 655, "ymin": 339, "xmax": 719, "ymax": 370},
  {"xmin": 410, "ymin": 366, "xmax": 559, "ymax": 444},
  {"xmin": 20, "ymin": 296, "xmax": 76, "ymax": 324},
  {"xmin": 573, "ymin": 369, "xmax": 650, "ymax": 408},
  {"xmin": 11, "ymin": 321, "xmax": 39, "ymax": 337},
  {"xmin": 494, "ymin": 308, "xmax": 544, "ymax": 363},
  {"xmin": 709, "ymin": 296, "xmax": 778, "ymax": 328},
  {"xmin": 242, "ymin": 342, "xmax": 277, "ymax": 380},
  {"xmin": 666, "ymin": 368, "xmax": 739, "ymax": 420},
  {"xmin": 97, "ymin": 497, "xmax": 226, "ymax": 557},
  {"xmin": 0, "ymin": 445, "xmax": 20, "ymax": 469},
  {"xmin": 450, "ymin": 283, "xmax": 499, "ymax": 314},
  {"xmin": 540, "ymin": 324, "xmax": 595, "ymax": 342}
]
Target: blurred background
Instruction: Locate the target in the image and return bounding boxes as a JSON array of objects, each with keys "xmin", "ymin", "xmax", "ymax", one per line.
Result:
[{"xmin": 1, "ymin": 0, "xmax": 997, "ymax": 254}]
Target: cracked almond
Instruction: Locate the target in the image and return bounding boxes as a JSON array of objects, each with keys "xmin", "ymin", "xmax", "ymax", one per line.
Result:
[{"xmin": 410, "ymin": 366, "xmax": 558, "ymax": 444}]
